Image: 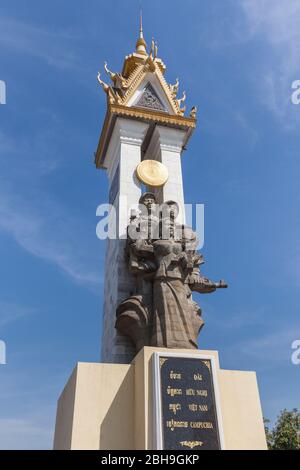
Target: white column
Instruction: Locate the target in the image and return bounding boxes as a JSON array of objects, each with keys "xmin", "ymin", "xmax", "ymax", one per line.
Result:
[
  {"xmin": 145, "ymin": 126, "xmax": 186, "ymax": 224},
  {"xmin": 101, "ymin": 118, "xmax": 149, "ymax": 364}
]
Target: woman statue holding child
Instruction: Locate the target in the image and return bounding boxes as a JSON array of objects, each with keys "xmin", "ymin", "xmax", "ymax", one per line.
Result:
[{"xmin": 116, "ymin": 193, "xmax": 227, "ymax": 354}]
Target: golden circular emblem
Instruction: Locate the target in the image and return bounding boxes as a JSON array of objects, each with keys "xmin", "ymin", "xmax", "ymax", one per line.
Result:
[{"xmin": 136, "ymin": 160, "xmax": 169, "ymax": 187}]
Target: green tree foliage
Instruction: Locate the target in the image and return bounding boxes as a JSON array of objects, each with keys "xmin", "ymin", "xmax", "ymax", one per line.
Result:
[
  {"xmin": 264, "ymin": 417, "xmax": 274, "ymax": 449},
  {"xmin": 265, "ymin": 409, "xmax": 300, "ymax": 450}
]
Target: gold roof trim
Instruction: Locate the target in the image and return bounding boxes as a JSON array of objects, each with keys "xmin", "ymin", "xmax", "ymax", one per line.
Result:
[
  {"xmin": 95, "ymin": 103, "xmax": 196, "ymax": 169},
  {"xmin": 154, "ymin": 65, "xmax": 181, "ymax": 114},
  {"xmin": 122, "ymin": 63, "xmax": 179, "ymax": 115},
  {"xmin": 110, "ymin": 103, "xmax": 196, "ymax": 126},
  {"xmin": 121, "ymin": 64, "xmax": 146, "ymax": 103}
]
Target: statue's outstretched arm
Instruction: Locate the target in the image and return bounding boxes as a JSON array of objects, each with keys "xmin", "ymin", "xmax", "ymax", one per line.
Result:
[{"xmin": 189, "ymin": 275, "xmax": 228, "ymax": 294}]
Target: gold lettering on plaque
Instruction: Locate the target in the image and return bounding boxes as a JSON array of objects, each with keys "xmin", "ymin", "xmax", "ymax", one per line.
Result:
[
  {"xmin": 167, "ymin": 386, "xmax": 182, "ymax": 397},
  {"xmin": 169, "ymin": 403, "xmax": 181, "ymax": 415},
  {"xmin": 189, "ymin": 404, "xmax": 198, "ymax": 412},
  {"xmin": 188, "ymin": 404, "xmax": 209, "ymax": 412},
  {"xmin": 180, "ymin": 441, "xmax": 203, "ymax": 449},
  {"xmin": 190, "ymin": 421, "xmax": 213, "ymax": 429},
  {"xmin": 166, "ymin": 419, "xmax": 189, "ymax": 431},
  {"xmin": 186, "ymin": 389, "xmax": 207, "ymax": 397},
  {"xmin": 193, "ymin": 373, "xmax": 203, "ymax": 381},
  {"xmin": 170, "ymin": 370, "xmax": 182, "ymax": 380}
]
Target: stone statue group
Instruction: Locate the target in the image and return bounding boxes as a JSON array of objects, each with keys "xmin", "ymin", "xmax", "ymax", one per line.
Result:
[{"xmin": 116, "ymin": 193, "xmax": 227, "ymax": 353}]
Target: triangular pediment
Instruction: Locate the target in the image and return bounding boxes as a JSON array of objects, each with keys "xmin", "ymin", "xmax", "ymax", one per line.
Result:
[
  {"xmin": 135, "ymin": 83, "xmax": 167, "ymax": 112},
  {"xmin": 125, "ymin": 70, "xmax": 178, "ymax": 115}
]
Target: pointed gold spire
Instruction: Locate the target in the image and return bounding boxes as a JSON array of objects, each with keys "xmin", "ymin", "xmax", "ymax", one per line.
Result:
[{"xmin": 135, "ymin": 9, "xmax": 147, "ymax": 55}]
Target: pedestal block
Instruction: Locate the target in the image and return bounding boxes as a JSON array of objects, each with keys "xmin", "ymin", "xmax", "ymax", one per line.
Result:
[{"xmin": 53, "ymin": 347, "xmax": 267, "ymax": 450}]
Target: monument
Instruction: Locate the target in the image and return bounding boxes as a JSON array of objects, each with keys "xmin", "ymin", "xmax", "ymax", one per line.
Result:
[{"xmin": 53, "ymin": 17, "xmax": 267, "ymax": 450}]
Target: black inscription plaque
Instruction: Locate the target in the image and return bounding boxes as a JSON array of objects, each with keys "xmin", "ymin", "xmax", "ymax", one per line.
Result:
[{"xmin": 156, "ymin": 355, "xmax": 222, "ymax": 450}]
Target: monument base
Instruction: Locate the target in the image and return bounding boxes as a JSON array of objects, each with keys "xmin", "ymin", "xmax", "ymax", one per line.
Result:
[{"xmin": 53, "ymin": 347, "xmax": 267, "ymax": 450}]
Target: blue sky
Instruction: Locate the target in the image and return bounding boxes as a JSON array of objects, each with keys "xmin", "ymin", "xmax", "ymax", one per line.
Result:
[{"xmin": 0, "ymin": 0, "xmax": 299, "ymax": 449}]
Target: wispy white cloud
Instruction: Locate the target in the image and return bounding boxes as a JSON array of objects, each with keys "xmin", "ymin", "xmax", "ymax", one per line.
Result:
[
  {"xmin": 232, "ymin": 110, "xmax": 259, "ymax": 146},
  {"xmin": 0, "ymin": 186, "xmax": 101, "ymax": 289},
  {"xmin": 0, "ymin": 17, "xmax": 80, "ymax": 70},
  {"xmin": 201, "ymin": 107, "xmax": 260, "ymax": 146},
  {"xmin": 199, "ymin": 299, "xmax": 268, "ymax": 332},
  {"xmin": 240, "ymin": 0, "xmax": 300, "ymax": 48},
  {"xmin": 0, "ymin": 418, "xmax": 52, "ymax": 450},
  {"xmin": 0, "ymin": 129, "xmax": 60, "ymax": 177},
  {"xmin": 202, "ymin": 1, "xmax": 300, "ymax": 126},
  {"xmin": 239, "ymin": 0, "xmax": 300, "ymax": 124},
  {"xmin": 237, "ymin": 326, "xmax": 297, "ymax": 365},
  {"xmin": 0, "ymin": 127, "xmax": 102, "ymax": 291},
  {"xmin": 0, "ymin": 301, "xmax": 34, "ymax": 328},
  {"xmin": 201, "ymin": 299, "xmax": 297, "ymax": 369}
]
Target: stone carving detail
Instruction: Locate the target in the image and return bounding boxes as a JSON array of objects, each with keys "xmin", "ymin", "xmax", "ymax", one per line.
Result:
[
  {"xmin": 136, "ymin": 83, "xmax": 166, "ymax": 112},
  {"xmin": 115, "ymin": 193, "xmax": 227, "ymax": 354}
]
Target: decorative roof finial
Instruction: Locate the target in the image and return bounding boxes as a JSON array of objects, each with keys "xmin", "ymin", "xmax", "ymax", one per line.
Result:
[
  {"xmin": 136, "ymin": 8, "xmax": 147, "ymax": 55},
  {"xmin": 139, "ymin": 8, "xmax": 143, "ymax": 36}
]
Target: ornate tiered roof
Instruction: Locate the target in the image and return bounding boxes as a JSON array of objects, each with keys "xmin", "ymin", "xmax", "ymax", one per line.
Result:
[{"xmin": 95, "ymin": 14, "xmax": 197, "ymax": 168}]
